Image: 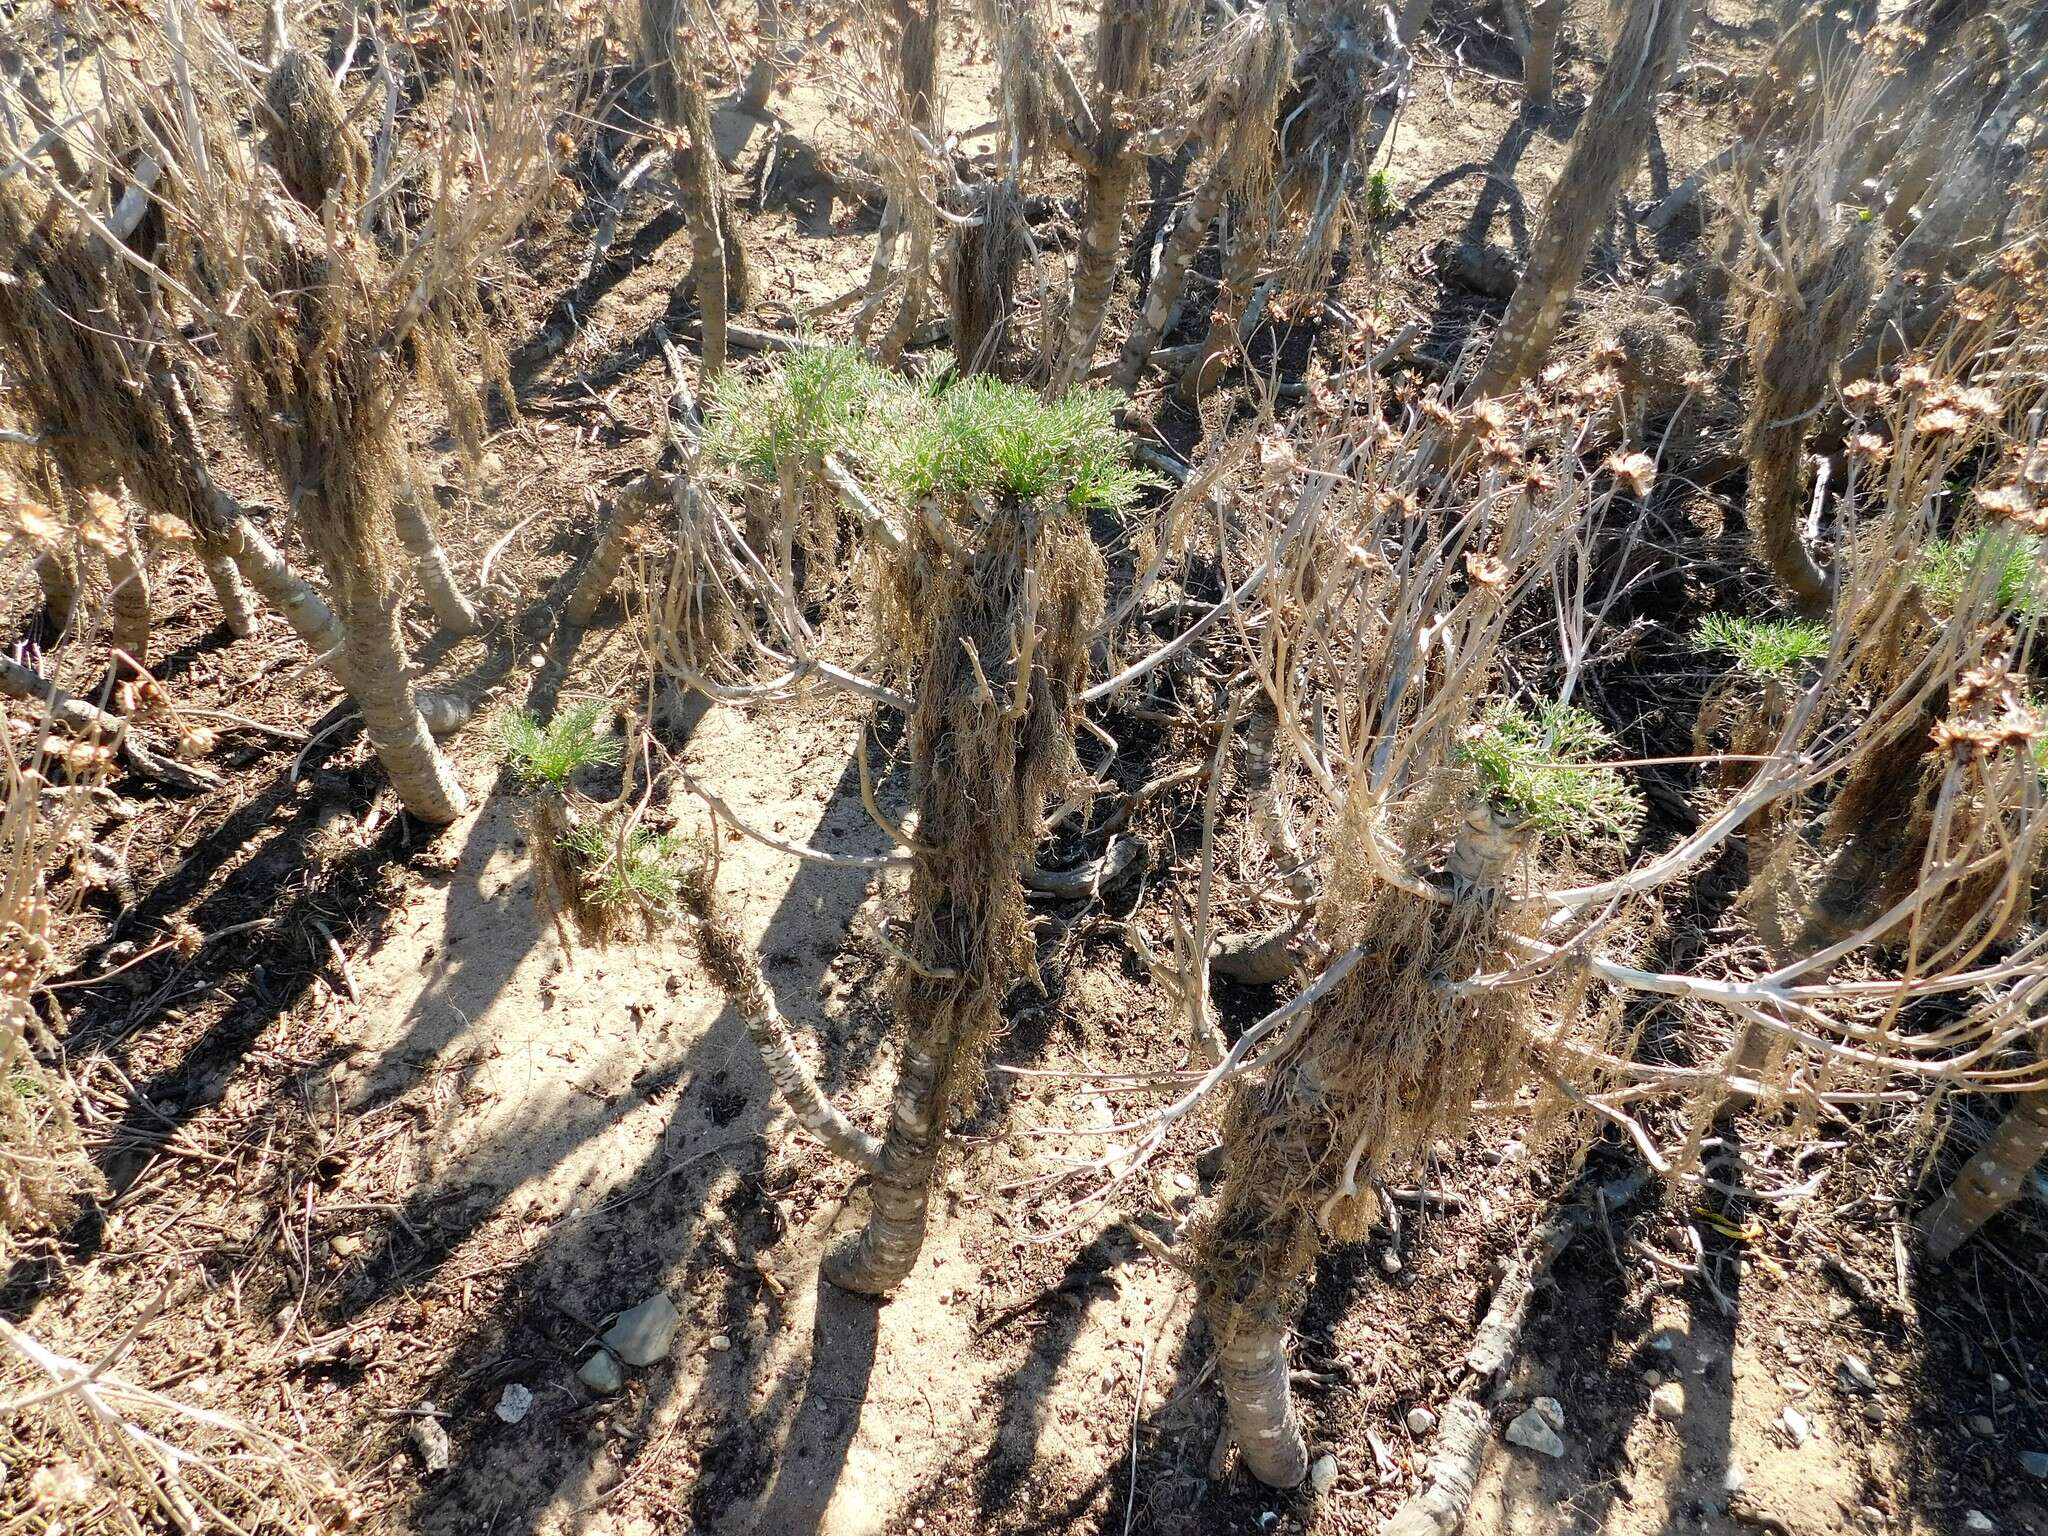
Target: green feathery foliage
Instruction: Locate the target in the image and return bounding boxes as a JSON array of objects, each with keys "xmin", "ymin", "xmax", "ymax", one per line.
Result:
[
  {"xmin": 703, "ymin": 344, "xmax": 906, "ymax": 477},
  {"xmin": 1918, "ymin": 529, "xmax": 2045, "ymax": 616},
  {"xmin": 558, "ymin": 820, "xmax": 691, "ymax": 911},
  {"xmin": 496, "ymin": 700, "xmax": 622, "ymax": 789},
  {"xmin": 885, "ymin": 376, "xmax": 1153, "ymax": 512},
  {"xmin": 1691, "ymin": 611, "xmax": 1831, "ymax": 680},
  {"xmin": 1462, "ymin": 701, "xmax": 1645, "ymax": 844}
]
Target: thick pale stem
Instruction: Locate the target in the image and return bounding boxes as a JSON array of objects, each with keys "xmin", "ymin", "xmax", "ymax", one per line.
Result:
[
  {"xmin": 1464, "ymin": 0, "xmax": 1695, "ymax": 402},
  {"xmin": 341, "ymin": 587, "xmax": 467, "ymax": 824},
  {"xmin": 198, "ymin": 544, "xmax": 259, "ymax": 638},
  {"xmin": 1179, "ymin": 212, "xmax": 1261, "ymax": 403},
  {"xmin": 566, "ymin": 496, "xmax": 647, "ymax": 627},
  {"xmin": 1218, "ymin": 1320, "xmax": 1309, "ymax": 1488},
  {"xmin": 103, "ymin": 523, "xmax": 151, "ymax": 670},
  {"xmin": 1918, "ymin": 1093, "xmax": 2048, "ymax": 1262},
  {"xmin": 393, "ymin": 492, "xmax": 482, "ymax": 636},
  {"xmin": 206, "ymin": 496, "xmax": 351, "ymax": 686},
  {"xmin": 1113, "ymin": 161, "xmax": 1223, "ymax": 393},
  {"xmin": 821, "ymin": 1032, "xmax": 951, "ymax": 1294},
  {"xmin": 35, "ymin": 550, "xmax": 78, "ymax": 636},
  {"xmin": 645, "ymin": 0, "xmax": 747, "ymax": 379},
  {"xmin": 1524, "ymin": 0, "xmax": 1564, "ymax": 106},
  {"xmin": 715, "ymin": 923, "xmax": 881, "ymax": 1169},
  {"xmin": 738, "ymin": 0, "xmax": 786, "ymax": 114},
  {"xmin": 1051, "ymin": 0, "xmax": 1152, "ymax": 394}
]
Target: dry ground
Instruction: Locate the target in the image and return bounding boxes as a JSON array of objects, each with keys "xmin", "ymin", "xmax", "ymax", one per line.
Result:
[{"xmin": 5, "ymin": 2, "xmax": 2048, "ymax": 1534}]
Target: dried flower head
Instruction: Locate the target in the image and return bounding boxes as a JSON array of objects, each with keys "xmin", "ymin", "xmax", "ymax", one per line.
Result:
[{"xmin": 1605, "ymin": 453, "xmax": 1657, "ymax": 497}]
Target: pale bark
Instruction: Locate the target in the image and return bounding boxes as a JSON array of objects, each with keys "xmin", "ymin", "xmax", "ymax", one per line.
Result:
[
  {"xmin": 1464, "ymin": 0, "xmax": 1695, "ymax": 402},
  {"xmin": 644, "ymin": 0, "xmax": 750, "ymax": 379},
  {"xmin": 198, "ymin": 545, "xmax": 259, "ymax": 637},
  {"xmin": 0, "ymin": 654, "xmax": 221, "ymax": 792},
  {"xmin": 102, "ymin": 515, "xmax": 151, "ymax": 670},
  {"xmin": 1051, "ymin": 0, "xmax": 1155, "ymax": 395},
  {"xmin": 566, "ymin": 494, "xmax": 648, "ymax": 627},
  {"xmin": 339, "ymin": 583, "xmax": 467, "ymax": 824},
  {"xmin": 1525, "ymin": 0, "xmax": 1565, "ymax": 106},
  {"xmin": 702, "ymin": 917, "xmax": 882, "ymax": 1169},
  {"xmin": 1918, "ymin": 1093, "xmax": 2048, "ymax": 1261},
  {"xmin": 393, "ymin": 490, "xmax": 482, "ymax": 635},
  {"xmin": 35, "ymin": 550, "xmax": 78, "ymax": 635},
  {"xmin": 1114, "ymin": 160, "xmax": 1224, "ymax": 393},
  {"xmin": 820, "ymin": 1032, "xmax": 951, "ymax": 1293},
  {"xmin": 1218, "ymin": 1320, "xmax": 1309, "ymax": 1488}
]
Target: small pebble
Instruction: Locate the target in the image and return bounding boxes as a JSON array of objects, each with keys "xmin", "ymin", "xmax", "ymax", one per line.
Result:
[
  {"xmin": 1505, "ymin": 1398, "xmax": 1567, "ymax": 1460},
  {"xmin": 1837, "ymin": 1354, "xmax": 1877, "ymax": 1394},
  {"xmin": 1970, "ymin": 1414, "xmax": 1995, "ymax": 1438},
  {"xmin": 709, "ymin": 1333, "xmax": 732, "ymax": 1352},
  {"xmin": 494, "ymin": 1384, "xmax": 532, "ymax": 1425},
  {"xmin": 1644, "ymin": 1369, "xmax": 1662, "ymax": 1387},
  {"xmin": 2019, "ymin": 1449, "xmax": 2048, "ymax": 1479},
  {"xmin": 410, "ymin": 1413, "xmax": 451, "ymax": 1474},
  {"xmin": 1724, "ymin": 1460, "xmax": 1747, "ymax": 1494},
  {"xmin": 602, "ymin": 1294, "xmax": 682, "ymax": 1367},
  {"xmin": 1863, "ymin": 1400, "xmax": 1885, "ymax": 1426},
  {"xmin": 1991, "ymin": 1374, "xmax": 2012, "ymax": 1394},
  {"xmin": 329, "ymin": 1233, "xmax": 362, "ymax": 1257},
  {"xmin": 1406, "ymin": 1407, "xmax": 1437, "ymax": 1436},
  {"xmin": 1782, "ymin": 1405, "xmax": 1810, "ymax": 1447},
  {"xmin": 577, "ymin": 1351, "xmax": 623, "ymax": 1394},
  {"xmin": 1379, "ymin": 1249, "xmax": 1403, "ymax": 1275},
  {"xmin": 1309, "ymin": 1454, "xmax": 1338, "ymax": 1495},
  {"xmin": 1963, "ymin": 1512, "xmax": 1996, "ymax": 1535},
  {"xmin": 1650, "ymin": 1382, "xmax": 1686, "ymax": 1423}
]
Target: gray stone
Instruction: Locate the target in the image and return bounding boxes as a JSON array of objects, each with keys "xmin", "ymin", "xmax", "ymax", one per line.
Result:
[
  {"xmin": 1309, "ymin": 1454, "xmax": 1338, "ymax": 1494},
  {"xmin": 1963, "ymin": 1512, "xmax": 1996, "ymax": 1535},
  {"xmin": 577, "ymin": 1351, "xmax": 623, "ymax": 1394},
  {"xmin": 1406, "ymin": 1407, "xmax": 1438, "ymax": 1437},
  {"xmin": 1506, "ymin": 1398, "xmax": 1566, "ymax": 1459},
  {"xmin": 603, "ymin": 1294, "xmax": 681, "ymax": 1367},
  {"xmin": 410, "ymin": 1412, "xmax": 451, "ymax": 1474},
  {"xmin": 1970, "ymin": 1414, "xmax": 1995, "ymax": 1438},
  {"xmin": 493, "ymin": 1384, "xmax": 532, "ymax": 1424},
  {"xmin": 1782, "ymin": 1405, "xmax": 1810, "ymax": 1447},
  {"xmin": 1651, "ymin": 1382, "xmax": 1687, "ymax": 1423},
  {"xmin": 1837, "ymin": 1354, "xmax": 1877, "ymax": 1393},
  {"xmin": 2020, "ymin": 1450, "xmax": 2048, "ymax": 1479}
]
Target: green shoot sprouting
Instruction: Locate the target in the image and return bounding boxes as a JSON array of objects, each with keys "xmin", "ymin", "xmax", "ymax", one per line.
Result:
[
  {"xmin": 1691, "ymin": 612, "xmax": 1831, "ymax": 680},
  {"xmin": 1918, "ymin": 529, "xmax": 2045, "ymax": 616},
  {"xmin": 884, "ymin": 376, "xmax": 1154, "ymax": 513},
  {"xmin": 558, "ymin": 820, "xmax": 691, "ymax": 912},
  {"xmin": 702, "ymin": 344, "xmax": 906, "ymax": 477},
  {"xmin": 1461, "ymin": 701, "xmax": 1645, "ymax": 845},
  {"xmin": 496, "ymin": 700, "xmax": 622, "ymax": 790}
]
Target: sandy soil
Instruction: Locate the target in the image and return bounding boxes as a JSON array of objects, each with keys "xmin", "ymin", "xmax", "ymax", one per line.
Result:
[{"xmin": 5, "ymin": 2, "xmax": 2047, "ymax": 1535}]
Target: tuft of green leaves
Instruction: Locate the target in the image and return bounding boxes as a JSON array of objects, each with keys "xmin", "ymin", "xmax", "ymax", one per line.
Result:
[
  {"xmin": 497, "ymin": 700, "xmax": 622, "ymax": 790},
  {"xmin": 559, "ymin": 820, "xmax": 692, "ymax": 912},
  {"xmin": 1461, "ymin": 701, "xmax": 1645, "ymax": 845},
  {"xmin": 703, "ymin": 344, "xmax": 906, "ymax": 477},
  {"xmin": 884, "ymin": 376, "xmax": 1153, "ymax": 513},
  {"xmin": 1918, "ymin": 529, "xmax": 2045, "ymax": 616},
  {"xmin": 1691, "ymin": 612, "xmax": 1831, "ymax": 680},
  {"xmin": 1364, "ymin": 168, "xmax": 1397, "ymax": 225}
]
